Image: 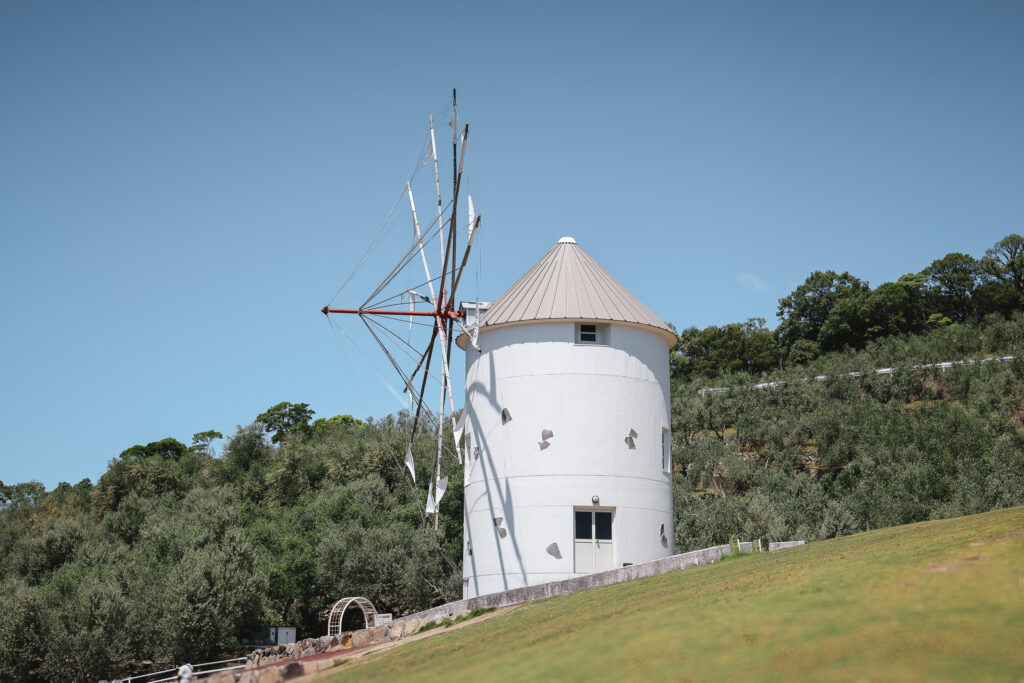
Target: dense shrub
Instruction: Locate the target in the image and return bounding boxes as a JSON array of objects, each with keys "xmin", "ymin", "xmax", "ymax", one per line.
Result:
[
  {"xmin": 671, "ymin": 315, "xmax": 1024, "ymax": 551},
  {"xmin": 0, "ymin": 412, "xmax": 463, "ymax": 681}
]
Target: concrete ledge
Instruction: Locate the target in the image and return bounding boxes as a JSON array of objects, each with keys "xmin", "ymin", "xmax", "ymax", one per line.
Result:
[
  {"xmin": 768, "ymin": 540, "xmax": 806, "ymax": 551},
  {"xmin": 392, "ymin": 544, "xmax": 735, "ymax": 629}
]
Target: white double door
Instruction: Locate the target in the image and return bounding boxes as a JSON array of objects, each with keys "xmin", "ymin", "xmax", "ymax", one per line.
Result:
[{"xmin": 574, "ymin": 508, "xmax": 614, "ymax": 573}]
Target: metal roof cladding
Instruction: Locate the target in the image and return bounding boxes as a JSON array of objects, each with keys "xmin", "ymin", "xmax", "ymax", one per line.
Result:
[{"xmin": 462, "ymin": 237, "xmax": 677, "ymax": 347}]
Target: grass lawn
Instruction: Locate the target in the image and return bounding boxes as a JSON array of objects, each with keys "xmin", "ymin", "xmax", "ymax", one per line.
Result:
[{"xmin": 326, "ymin": 506, "xmax": 1024, "ymax": 681}]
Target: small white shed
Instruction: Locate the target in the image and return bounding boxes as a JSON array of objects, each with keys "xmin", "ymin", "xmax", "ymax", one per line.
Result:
[{"xmin": 268, "ymin": 626, "xmax": 296, "ymax": 645}]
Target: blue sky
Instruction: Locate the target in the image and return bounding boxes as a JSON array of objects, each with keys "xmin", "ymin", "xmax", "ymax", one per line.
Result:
[{"xmin": 2, "ymin": 1, "xmax": 1021, "ymax": 488}]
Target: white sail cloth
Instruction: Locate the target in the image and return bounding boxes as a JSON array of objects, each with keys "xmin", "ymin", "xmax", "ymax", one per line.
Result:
[{"xmin": 425, "ymin": 474, "xmax": 449, "ymax": 514}]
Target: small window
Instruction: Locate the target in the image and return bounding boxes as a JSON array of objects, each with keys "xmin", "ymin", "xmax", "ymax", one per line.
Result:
[
  {"xmin": 594, "ymin": 512, "xmax": 612, "ymax": 540},
  {"xmin": 576, "ymin": 323, "xmax": 607, "ymax": 344},
  {"xmin": 662, "ymin": 429, "xmax": 671, "ymax": 473},
  {"xmin": 574, "ymin": 510, "xmax": 592, "ymax": 539}
]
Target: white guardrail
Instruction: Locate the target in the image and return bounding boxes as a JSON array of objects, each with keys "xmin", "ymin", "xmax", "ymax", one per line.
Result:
[
  {"xmin": 100, "ymin": 657, "xmax": 247, "ymax": 683},
  {"xmin": 696, "ymin": 355, "xmax": 1017, "ymax": 395}
]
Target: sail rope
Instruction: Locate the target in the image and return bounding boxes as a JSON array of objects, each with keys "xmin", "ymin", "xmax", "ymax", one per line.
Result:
[
  {"xmin": 468, "ymin": 137, "xmax": 483, "ymax": 303},
  {"xmin": 360, "ymin": 197, "xmax": 454, "ymax": 309},
  {"xmin": 325, "ymin": 317, "xmax": 460, "ymax": 575},
  {"xmin": 360, "ymin": 316, "xmax": 464, "ymax": 471},
  {"xmin": 359, "ymin": 272, "xmax": 446, "ymax": 311},
  {"xmin": 329, "ymin": 127, "xmax": 435, "ymax": 307},
  {"xmin": 325, "ymin": 316, "xmax": 371, "ymax": 411},
  {"xmin": 326, "ymin": 317, "xmax": 459, "ymax": 462},
  {"xmin": 329, "ymin": 183, "xmax": 407, "ymax": 307},
  {"xmin": 362, "ymin": 316, "xmax": 448, "ymax": 388},
  {"xmin": 327, "ymin": 316, "xmax": 407, "ymax": 407}
]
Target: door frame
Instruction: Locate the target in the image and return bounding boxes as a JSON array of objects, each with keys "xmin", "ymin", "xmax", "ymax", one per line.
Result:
[{"xmin": 573, "ymin": 506, "xmax": 615, "ymax": 574}]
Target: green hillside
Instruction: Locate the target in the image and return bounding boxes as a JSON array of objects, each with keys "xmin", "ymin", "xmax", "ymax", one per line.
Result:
[
  {"xmin": 669, "ymin": 314, "xmax": 1024, "ymax": 552},
  {"xmin": 332, "ymin": 506, "xmax": 1024, "ymax": 681},
  {"xmin": 2, "ymin": 236, "xmax": 1023, "ymax": 681}
]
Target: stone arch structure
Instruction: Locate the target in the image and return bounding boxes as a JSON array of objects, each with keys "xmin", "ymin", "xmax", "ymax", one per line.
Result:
[{"xmin": 326, "ymin": 597, "xmax": 377, "ymax": 636}]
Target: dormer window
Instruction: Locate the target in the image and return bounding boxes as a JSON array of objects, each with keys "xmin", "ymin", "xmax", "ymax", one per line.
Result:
[{"xmin": 576, "ymin": 323, "xmax": 607, "ymax": 344}]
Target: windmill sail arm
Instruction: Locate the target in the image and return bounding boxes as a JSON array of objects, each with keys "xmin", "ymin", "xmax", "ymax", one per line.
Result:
[
  {"xmin": 405, "ymin": 323, "xmax": 440, "ymax": 393},
  {"xmin": 321, "ymin": 306, "xmax": 461, "ymax": 318},
  {"xmin": 432, "ymin": 312, "xmax": 463, "ymax": 463},
  {"xmin": 410, "ymin": 329, "xmax": 437, "ymax": 438},
  {"xmin": 450, "ymin": 214, "xmax": 482, "ymax": 300},
  {"xmin": 408, "ymin": 183, "xmax": 441, "ymax": 312},
  {"xmin": 438, "ymin": 125, "xmax": 470, "ymax": 305}
]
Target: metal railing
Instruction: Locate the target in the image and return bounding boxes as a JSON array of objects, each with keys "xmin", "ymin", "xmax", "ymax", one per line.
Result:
[
  {"xmin": 103, "ymin": 657, "xmax": 247, "ymax": 683},
  {"xmin": 696, "ymin": 354, "xmax": 1017, "ymax": 395}
]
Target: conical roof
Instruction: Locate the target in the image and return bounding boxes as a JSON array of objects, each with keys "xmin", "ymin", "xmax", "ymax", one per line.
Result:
[{"xmin": 463, "ymin": 237, "xmax": 676, "ymax": 347}]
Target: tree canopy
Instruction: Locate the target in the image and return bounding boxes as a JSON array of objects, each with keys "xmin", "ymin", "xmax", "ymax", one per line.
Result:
[
  {"xmin": 776, "ymin": 270, "xmax": 869, "ymax": 353},
  {"xmin": 982, "ymin": 233, "xmax": 1024, "ymax": 293},
  {"xmin": 673, "ymin": 234, "xmax": 1024, "ymax": 376},
  {"xmin": 257, "ymin": 402, "xmax": 315, "ymax": 444}
]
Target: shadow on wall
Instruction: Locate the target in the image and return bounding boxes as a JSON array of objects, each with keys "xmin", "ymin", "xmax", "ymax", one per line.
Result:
[{"xmin": 464, "ymin": 351, "xmax": 527, "ymax": 592}]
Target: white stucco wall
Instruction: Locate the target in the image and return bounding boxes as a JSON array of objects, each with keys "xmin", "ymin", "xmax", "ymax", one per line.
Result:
[{"xmin": 461, "ymin": 320, "xmax": 674, "ymax": 598}]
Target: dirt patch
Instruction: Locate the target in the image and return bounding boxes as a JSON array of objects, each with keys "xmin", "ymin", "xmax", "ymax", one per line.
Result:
[
  {"xmin": 966, "ymin": 529, "xmax": 1023, "ymax": 549},
  {"xmin": 921, "ymin": 375, "xmax": 946, "ymax": 398},
  {"xmin": 923, "ymin": 556, "xmax": 983, "ymax": 573},
  {"xmin": 295, "ymin": 605, "xmax": 521, "ymax": 681},
  {"xmin": 991, "ymin": 528, "xmax": 1024, "ymax": 542}
]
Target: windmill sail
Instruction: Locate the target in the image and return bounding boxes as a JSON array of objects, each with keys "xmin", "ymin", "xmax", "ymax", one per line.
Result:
[
  {"xmin": 322, "ymin": 91, "xmax": 480, "ymax": 526},
  {"xmin": 405, "ymin": 444, "xmax": 416, "ymax": 483}
]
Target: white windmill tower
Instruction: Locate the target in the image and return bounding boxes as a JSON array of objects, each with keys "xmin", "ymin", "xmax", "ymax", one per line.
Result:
[{"xmin": 456, "ymin": 237, "xmax": 678, "ymax": 599}]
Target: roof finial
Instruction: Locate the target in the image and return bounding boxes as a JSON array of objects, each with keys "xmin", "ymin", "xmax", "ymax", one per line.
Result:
[{"xmin": 557, "ymin": 236, "xmax": 576, "ymax": 244}]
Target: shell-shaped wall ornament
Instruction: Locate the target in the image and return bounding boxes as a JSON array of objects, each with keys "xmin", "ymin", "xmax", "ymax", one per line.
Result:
[{"xmin": 493, "ymin": 517, "xmax": 508, "ymax": 538}]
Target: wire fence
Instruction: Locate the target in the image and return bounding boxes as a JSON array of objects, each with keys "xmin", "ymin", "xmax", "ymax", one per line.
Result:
[{"xmin": 696, "ymin": 354, "xmax": 1018, "ymax": 395}]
